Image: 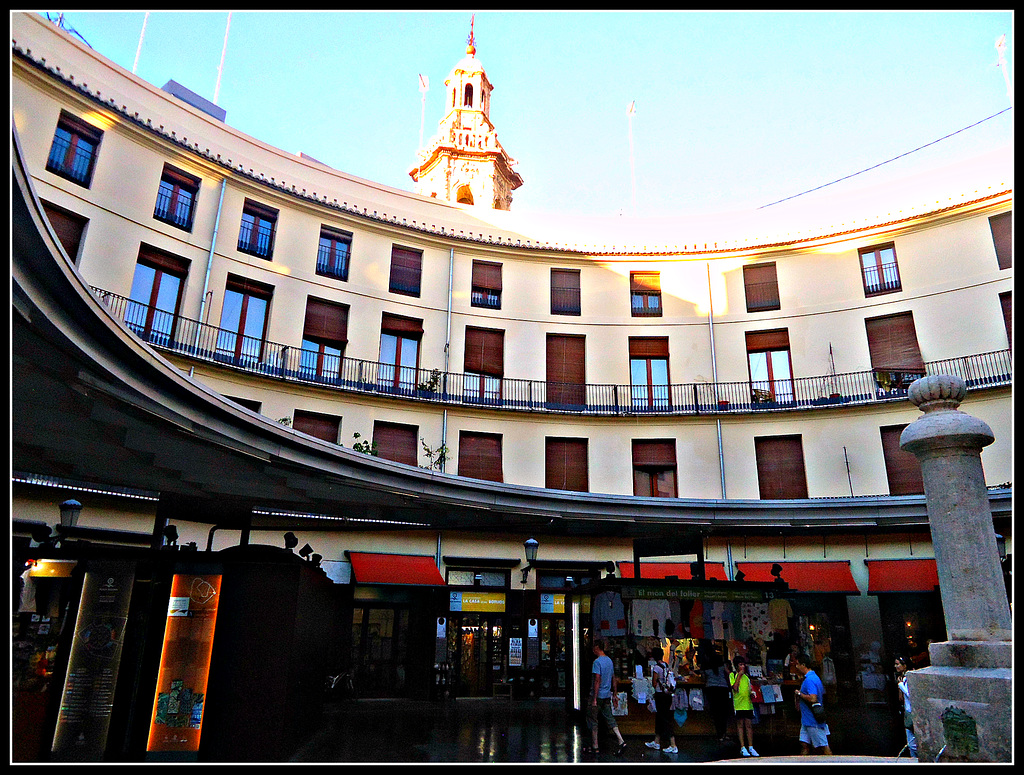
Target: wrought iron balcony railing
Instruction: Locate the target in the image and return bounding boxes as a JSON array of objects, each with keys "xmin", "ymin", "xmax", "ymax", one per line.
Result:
[{"xmin": 93, "ymin": 287, "xmax": 1012, "ymax": 417}]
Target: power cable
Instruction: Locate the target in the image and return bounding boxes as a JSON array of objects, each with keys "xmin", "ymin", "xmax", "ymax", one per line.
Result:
[{"xmin": 759, "ymin": 107, "xmax": 1012, "ymax": 209}]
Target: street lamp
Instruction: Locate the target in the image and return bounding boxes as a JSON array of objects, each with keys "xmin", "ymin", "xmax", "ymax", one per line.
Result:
[
  {"xmin": 59, "ymin": 499, "xmax": 82, "ymax": 528},
  {"xmin": 521, "ymin": 537, "xmax": 539, "ymax": 584}
]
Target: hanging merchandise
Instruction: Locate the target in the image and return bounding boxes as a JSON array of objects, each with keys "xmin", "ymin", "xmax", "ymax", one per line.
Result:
[
  {"xmin": 687, "ymin": 687, "xmax": 705, "ymax": 711},
  {"xmin": 593, "ymin": 591, "xmax": 627, "ymax": 637},
  {"xmin": 822, "ymin": 655, "xmax": 837, "ymax": 686},
  {"xmin": 612, "ymin": 691, "xmax": 630, "ymax": 716},
  {"xmin": 740, "ymin": 601, "xmax": 772, "ymax": 642},
  {"xmin": 671, "ymin": 688, "xmax": 689, "ymax": 710}
]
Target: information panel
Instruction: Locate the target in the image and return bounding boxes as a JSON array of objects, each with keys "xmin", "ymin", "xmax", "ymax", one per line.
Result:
[{"xmin": 448, "ymin": 590, "xmax": 505, "ymax": 612}]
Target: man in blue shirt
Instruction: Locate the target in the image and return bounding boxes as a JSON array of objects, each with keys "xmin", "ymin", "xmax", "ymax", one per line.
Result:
[
  {"xmin": 792, "ymin": 652, "xmax": 832, "ymax": 755},
  {"xmin": 586, "ymin": 638, "xmax": 626, "ymax": 755}
]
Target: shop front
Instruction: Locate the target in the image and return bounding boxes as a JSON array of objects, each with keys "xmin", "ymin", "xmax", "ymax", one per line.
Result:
[{"xmin": 865, "ymin": 558, "xmax": 946, "ymax": 671}]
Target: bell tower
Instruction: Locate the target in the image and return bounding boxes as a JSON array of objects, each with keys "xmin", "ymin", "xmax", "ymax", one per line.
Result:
[{"xmin": 409, "ymin": 17, "xmax": 523, "ymax": 210}]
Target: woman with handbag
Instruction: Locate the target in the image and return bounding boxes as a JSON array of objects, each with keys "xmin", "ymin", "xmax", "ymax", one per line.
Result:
[
  {"xmin": 792, "ymin": 652, "xmax": 832, "ymax": 755},
  {"xmin": 895, "ymin": 656, "xmax": 918, "ymax": 757}
]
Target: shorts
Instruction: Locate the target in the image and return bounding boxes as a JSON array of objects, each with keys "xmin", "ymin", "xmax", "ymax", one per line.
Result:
[
  {"xmin": 587, "ymin": 696, "xmax": 618, "ymax": 732},
  {"xmin": 734, "ymin": 709, "xmax": 753, "ymax": 719},
  {"xmin": 800, "ymin": 724, "xmax": 831, "ymax": 749}
]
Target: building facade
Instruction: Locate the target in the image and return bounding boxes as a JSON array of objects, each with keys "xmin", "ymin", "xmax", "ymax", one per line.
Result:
[{"xmin": 11, "ymin": 12, "xmax": 1012, "ymax": 761}]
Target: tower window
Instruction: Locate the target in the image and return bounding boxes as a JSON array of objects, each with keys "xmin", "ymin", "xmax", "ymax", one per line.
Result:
[{"xmin": 464, "ymin": 84, "xmax": 474, "ymax": 107}]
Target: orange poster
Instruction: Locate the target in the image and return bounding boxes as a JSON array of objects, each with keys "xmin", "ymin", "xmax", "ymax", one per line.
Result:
[{"xmin": 145, "ymin": 574, "xmax": 222, "ymax": 756}]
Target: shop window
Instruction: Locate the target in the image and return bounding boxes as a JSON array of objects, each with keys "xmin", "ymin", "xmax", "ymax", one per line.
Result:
[
  {"xmin": 216, "ymin": 275, "xmax": 273, "ymax": 364},
  {"xmin": 746, "ymin": 329, "xmax": 793, "ymax": 404},
  {"xmin": 378, "ymin": 313, "xmax": 422, "ymax": 393},
  {"xmin": 372, "ymin": 421, "xmax": 419, "ymax": 466},
  {"xmin": 999, "ymin": 291, "xmax": 1011, "ymax": 351},
  {"xmin": 859, "ymin": 242, "xmax": 902, "ymax": 296},
  {"xmin": 237, "ymin": 199, "xmax": 278, "ymax": 259},
  {"xmin": 545, "ymin": 437, "xmax": 589, "ymax": 492},
  {"xmin": 471, "ymin": 260, "xmax": 502, "ymax": 309},
  {"xmin": 632, "ymin": 439, "xmax": 677, "ymax": 498},
  {"xmin": 46, "ymin": 111, "xmax": 102, "ymax": 187},
  {"xmin": 40, "ymin": 200, "xmax": 88, "ymax": 265},
  {"xmin": 125, "ymin": 245, "xmax": 190, "ymax": 347},
  {"xmin": 458, "ymin": 431, "xmax": 503, "ymax": 482},
  {"xmin": 754, "ymin": 434, "xmax": 808, "ymax": 500},
  {"xmin": 154, "ymin": 164, "xmax": 200, "ymax": 231},
  {"xmin": 546, "ymin": 334, "xmax": 586, "ymax": 406},
  {"xmin": 629, "ymin": 337, "xmax": 670, "ymax": 410},
  {"xmin": 293, "ymin": 410, "xmax": 341, "ymax": 444},
  {"xmin": 990, "ymin": 211, "xmax": 1011, "ymax": 270},
  {"xmin": 300, "ymin": 297, "xmax": 348, "ymax": 381},
  {"xmin": 550, "ymin": 269, "xmax": 581, "ymax": 315},
  {"xmin": 743, "ymin": 261, "xmax": 780, "ymax": 312},
  {"xmin": 389, "ymin": 245, "xmax": 422, "ymax": 297},
  {"xmin": 317, "ymin": 227, "xmax": 352, "ymax": 281},
  {"xmin": 879, "ymin": 424, "xmax": 924, "ymax": 496},
  {"xmin": 464, "ymin": 326, "xmax": 504, "ymax": 402},
  {"xmin": 630, "ymin": 272, "xmax": 662, "ymax": 317},
  {"xmin": 864, "ymin": 312, "xmax": 925, "ymax": 393}
]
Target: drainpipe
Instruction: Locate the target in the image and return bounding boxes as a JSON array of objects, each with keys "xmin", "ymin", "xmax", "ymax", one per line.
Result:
[
  {"xmin": 708, "ymin": 262, "xmax": 726, "ymax": 499},
  {"xmin": 194, "ymin": 178, "xmax": 226, "ymax": 349},
  {"xmin": 440, "ymin": 247, "xmax": 455, "ymax": 472}
]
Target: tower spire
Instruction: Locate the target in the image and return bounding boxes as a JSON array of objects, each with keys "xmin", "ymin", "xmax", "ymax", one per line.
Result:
[{"xmin": 467, "ymin": 14, "xmax": 476, "ymax": 55}]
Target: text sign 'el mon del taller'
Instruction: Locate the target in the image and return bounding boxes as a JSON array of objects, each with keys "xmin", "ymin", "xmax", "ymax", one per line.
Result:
[{"xmin": 409, "ymin": 18, "xmax": 523, "ymax": 210}]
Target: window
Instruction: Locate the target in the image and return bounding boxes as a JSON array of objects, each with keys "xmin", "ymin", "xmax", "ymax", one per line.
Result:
[
  {"xmin": 40, "ymin": 200, "xmax": 88, "ymax": 265},
  {"xmin": 632, "ymin": 439, "xmax": 677, "ymax": 498},
  {"xmin": 999, "ymin": 291, "xmax": 1011, "ymax": 351},
  {"xmin": 859, "ymin": 242, "xmax": 902, "ymax": 296},
  {"xmin": 546, "ymin": 334, "xmax": 586, "ymax": 407},
  {"xmin": 373, "ymin": 421, "xmax": 419, "ymax": 466},
  {"xmin": 471, "ymin": 260, "xmax": 502, "ymax": 309},
  {"xmin": 464, "ymin": 326, "xmax": 504, "ymax": 402},
  {"xmin": 293, "ymin": 410, "xmax": 341, "ymax": 444},
  {"xmin": 550, "ymin": 269, "xmax": 581, "ymax": 315},
  {"xmin": 630, "ymin": 272, "xmax": 662, "ymax": 317},
  {"xmin": 225, "ymin": 395, "xmax": 262, "ymax": 414},
  {"xmin": 216, "ymin": 275, "xmax": 273, "ymax": 363},
  {"xmin": 990, "ymin": 211, "xmax": 1012, "ymax": 270},
  {"xmin": 317, "ymin": 227, "xmax": 352, "ymax": 281},
  {"xmin": 629, "ymin": 337, "xmax": 670, "ymax": 410},
  {"xmin": 746, "ymin": 329, "xmax": 793, "ymax": 403},
  {"xmin": 237, "ymin": 199, "xmax": 278, "ymax": 259},
  {"xmin": 378, "ymin": 313, "xmax": 422, "ymax": 393},
  {"xmin": 46, "ymin": 111, "xmax": 102, "ymax": 186},
  {"xmin": 154, "ymin": 164, "xmax": 200, "ymax": 231},
  {"xmin": 864, "ymin": 312, "xmax": 925, "ymax": 393},
  {"xmin": 464, "ymin": 83, "xmax": 474, "ymax": 107},
  {"xmin": 300, "ymin": 297, "xmax": 349, "ymax": 381},
  {"xmin": 879, "ymin": 425, "xmax": 924, "ymax": 496},
  {"xmin": 389, "ymin": 245, "xmax": 422, "ymax": 296},
  {"xmin": 125, "ymin": 245, "xmax": 190, "ymax": 347},
  {"xmin": 743, "ymin": 262, "xmax": 780, "ymax": 312},
  {"xmin": 446, "ymin": 568, "xmax": 509, "ymax": 587},
  {"xmin": 754, "ymin": 435, "xmax": 808, "ymax": 500},
  {"xmin": 545, "ymin": 438, "xmax": 589, "ymax": 492},
  {"xmin": 458, "ymin": 431, "xmax": 503, "ymax": 482}
]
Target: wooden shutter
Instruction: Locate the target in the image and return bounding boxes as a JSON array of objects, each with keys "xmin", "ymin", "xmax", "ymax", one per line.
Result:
[
  {"xmin": 990, "ymin": 211, "xmax": 1012, "ymax": 270},
  {"xmin": 546, "ymin": 334, "xmax": 586, "ymax": 404},
  {"xmin": 545, "ymin": 438, "xmax": 589, "ymax": 492},
  {"xmin": 743, "ymin": 262, "xmax": 780, "ymax": 311},
  {"xmin": 464, "ymin": 327, "xmax": 504, "ymax": 377},
  {"xmin": 472, "ymin": 260, "xmax": 502, "ymax": 291},
  {"xmin": 41, "ymin": 201, "xmax": 87, "ymax": 263},
  {"xmin": 629, "ymin": 337, "xmax": 669, "ymax": 359},
  {"xmin": 292, "ymin": 410, "xmax": 340, "ymax": 444},
  {"xmin": 880, "ymin": 425, "xmax": 924, "ymax": 496},
  {"xmin": 1000, "ymin": 291, "xmax": 1011, "ymax": 351},
  {"xmin": 630, "ymin": 272, "xmax": 661, "ymax": 291},
  {"xmin": 458, "ymin": 432, "xmax": 503, "ymax": 482},
  {"xmin": 745, "ymin": 329, "xmax": 790, "ymax": 352},
  {"xmin": 381, "ymin": 312, "xmax": 424, "ymax": 336},
  {"xmin": 632, "ymin": 439, "xmax": 677, "ymax": 468},
  {"xmin": 138, "ymin": 244, "xmax": 190, "ymax": 276},
  {"xmin": 864, "ymin": 313, "xmax": 925, "ymax": 370},
  {"xmin": 754, "ymin": 435, "xmax": 808, "ymax": 500},
  {"xmin": 390, "ymin": 246, "xmax": 422, "ymax": 294},
  {"xmin": 550, "ymin": 269, "xmax": 581, "ymax": 314},
  {"xmin": 373, "ymin": 421, "xmax": 419, "ymax": 466},
  {"xmin": 303, "ymin": 297, "xmax": 349, "ymax": 343}
]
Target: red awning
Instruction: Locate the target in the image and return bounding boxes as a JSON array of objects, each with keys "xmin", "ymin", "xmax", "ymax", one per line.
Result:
[
  {"xmin": 865, "ymin": 559, "xmax": 939, "ymax": 593},
  {"xmin": 618, "ymin": 562, "xmax": 728, "ymax": 581},
  {"xmin": 734, "ymin": 561, "xmax": 859, "ymax": 593},
  {"xmin": 347, "ymin": 552, "xmax": 445, "ymax": 586}
]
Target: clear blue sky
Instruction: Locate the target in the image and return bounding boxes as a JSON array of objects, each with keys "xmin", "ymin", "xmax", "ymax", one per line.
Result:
[{"xmin": 36, "ymin": 10, "xmax": 1013, "ymax": 217}]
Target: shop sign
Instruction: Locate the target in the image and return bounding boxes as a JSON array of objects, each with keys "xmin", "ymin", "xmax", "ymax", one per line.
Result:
[
  {"xmin": 51, "ymin": 561, "xmax": 135, "ymax": 761},
  {"xmin": 540, "ymin": 593, "xmax": 565, "ymax": 614},
  {"xmin": 145, "ymin": 573, "xmax": 222, "ymax": 759},
  {"xmin": 449, "ymin": 590, "xmax": 505, "ymax": 612},
  {"xmin": 621, "ymin": 584, "xmax": 771, "ymax": 602}
]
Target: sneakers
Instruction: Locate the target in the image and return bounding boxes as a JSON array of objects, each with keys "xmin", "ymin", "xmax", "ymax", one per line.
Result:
[
  {"xmin": 645, "ymin": 741, "xmax": 660, "ymax": 750},
  {"xmin": 663, "ymin": 746, "xmax": 678, "ymax": 754},
  {"xmin": 748, "ymin": 746, "xmax": 760, "ymax": 757},
  {"xmin": 740, "ymin": 747, "xmax": 751, "ymax": 757}
]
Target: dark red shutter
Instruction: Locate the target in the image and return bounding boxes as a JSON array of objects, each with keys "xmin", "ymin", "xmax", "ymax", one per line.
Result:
[
  {"xmin": 303, "ymin": 297, "xmax": 349, "ymax": 343},
  {"xmin": 138, "ymin": 244, "xmax": 191, "ymax": 276},
  {"xmin": 292, "ymin": 411, "xmax": 340, "ymax": 443},
  {"xmin": 381, "ymin": 313, "xmax": 424, "ymax": 336},
  {"xmin": 628, "ymin": 337, "xmax": 669, "ymax": 359},
  {"xmin": 880, "ymin": 425, "xmax": 924, "ymax": 496},
  {"xmin": 373, "ymin": 421, "xmax": 419, "ymax": 466},
  {"xmin": 1000, "ymin": 291, "xmax": 1011, "ymax": 351},
  {"xmin": 546, "ymin": 334, "xmax": 586, "ymax": 404},
  {"xmin": 632, "ymin": 439, "xmax": 677, "ymax": 468},
  {"xmin": 464, "ymin": 327, "xmax": 504, "ymax": 377},
  {"xmin": 472, "ymin": 260, "xmax": 502, "ymax": 291},
  {"xmin": 865, "ymin": 313, "xmax": 925, "ymax": 370},
  {"xmin": 990, "ymin": 211, "xmax": 1012, "ymax": 270},
  {"xmin": 41, "ymin": 201, "xmax": 87, "ymax": 263},
  {"xmin": 458, "ymin": 432, "xmax": 503, "ymax": 482},
  {"xmin": 545, "ymin": 438, "xmax": 589, "ymax": 492},
  {"xmin": 743, "ymin": 262, "xmax": 780, "ymax": 311},
  {"xmin": 390, "ymin": 246, "xmax": 422, "ymax": 294},
  {"xmin": 754, "ymin": 435, "xmax": 808, "ymax": 499},
  {"xmin": 745, "ymin": 329, "xmax": 790, "ymax": 352},
  {"xmin": 630, "ymin": 272, "xmax": 661, "ymax": 291}
]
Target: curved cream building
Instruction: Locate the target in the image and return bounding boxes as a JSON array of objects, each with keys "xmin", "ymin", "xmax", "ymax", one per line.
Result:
[{"xmin": 10, "ymin": 12, "xmax": 1012, "ymax": 755}]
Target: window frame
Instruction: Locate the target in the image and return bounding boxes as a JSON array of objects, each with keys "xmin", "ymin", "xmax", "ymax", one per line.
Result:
[
  {"xmin": 550, "ymin": 269, "xmax": 581, "ymax": 316},
  {"xmin": 378, "ymin": 314, "xmax": 423, "ymax": 393},
  {"xmin": 629, "ymin": 272, "xmax": 663, "ymax": 317},
  {"xmin": 745, "ymin": 329, "xmax": 793, "ymax": 404},
  {"xmin": 154, "ymin": 164, "xmax": 201, "ymax": 232},
  {"xmin": 879, "ymin": 424, "xmax": 924, "ymax": 496},
  {"xmin": 457, "ymin": 431, "xmax": 504, "ymax": 483},
  {"xmin": 990, "ymin": 211, "xmax": 1012, "ymax": 270},
  {"xmin": 372, "ymin": 420, "xmax": 420, "ymax": 466},
  {"xmin": 470, "ymin": 260, "xmax": 502, "ymax": 309},
  {"xmin": 300, "ymin": 297, "xmax": 349, "ymax": 382},
  {"xmin": 46, "ymin": 111, "xmax": 102, "ymax": 187},
  {"xmin": 125, "ymin": 245, "xmax": 190, "ymax": 347},
  {"xmin": 216, "ymin": 275, "xmax": 273, "ymax": 363},
  {"xmin": 237, "ymin": 199, "xmax": 279, "ymax": 259},
  {"xmin": 631, "ymin": 439, "xmax": 678, "ymax": 498},
  {"xmin": 859, "ymin": 242, "xmax": 902, "ymax": 297},
  {"xmin": 317, "ymin": 226, "xmax": 352, "ymax": 281},
  {"xmin": 743, "ymin": 262, "xmax": 781, "ymax": 312},
  {"xmin": 389, "ymin": 245, "xmax": 423, "ymax": 297},
  {"xmin": 293, "ymin": 410, "xmax": 342, "ymax": 445},
  {"xmin": 754, "ymin": 435, "xmax": 808, "ymax": 500},
  {"xmin": 545, "ymin": 437, "xmax": 589, "ymax": 493},
  {"xmin": 628, "ymin": 337, "xmax": 670, "ymax": 410}
]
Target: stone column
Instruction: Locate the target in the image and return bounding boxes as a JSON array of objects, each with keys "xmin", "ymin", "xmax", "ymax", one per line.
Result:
[{"xmin": 899, "ymin": 374, "xmax": 1011, "ymax": 762}]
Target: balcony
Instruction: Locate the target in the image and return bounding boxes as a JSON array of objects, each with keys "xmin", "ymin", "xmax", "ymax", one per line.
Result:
[{"xmin": 93, "ymin": 287, "xmax": 1012, "ymax": 417}]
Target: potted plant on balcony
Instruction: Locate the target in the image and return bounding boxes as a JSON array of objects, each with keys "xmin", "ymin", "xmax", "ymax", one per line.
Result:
[{"xmin": 416, "ymin": 368, "xmax": 442, "ymax": 398}]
